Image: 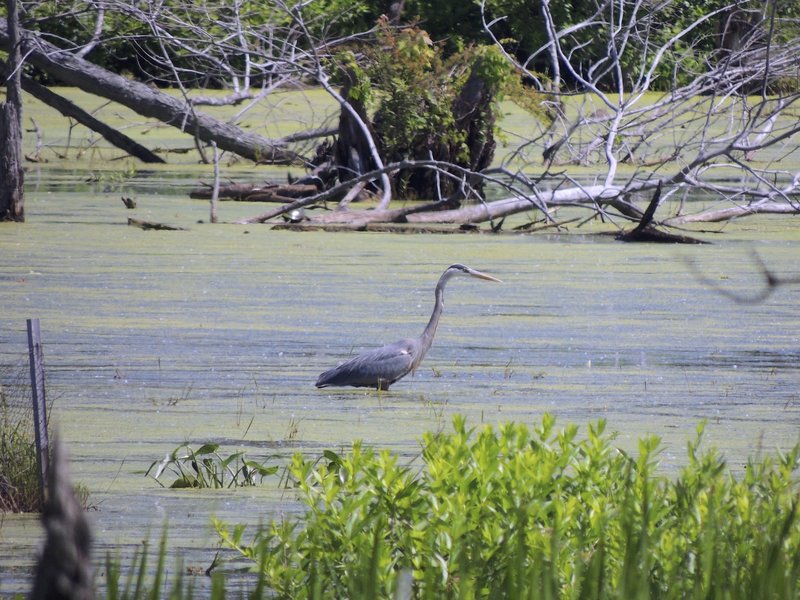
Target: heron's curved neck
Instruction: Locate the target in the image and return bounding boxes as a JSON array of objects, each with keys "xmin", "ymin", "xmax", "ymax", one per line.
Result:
[{"xmin": 418, "ymin": 272, "xmax": 452, "ymax": 359}]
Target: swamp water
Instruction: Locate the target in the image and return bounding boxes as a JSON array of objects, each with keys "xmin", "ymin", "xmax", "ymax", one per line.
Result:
[{"xmin": 1, "ymin": 168, "xmax": 799, "ymax": 596}]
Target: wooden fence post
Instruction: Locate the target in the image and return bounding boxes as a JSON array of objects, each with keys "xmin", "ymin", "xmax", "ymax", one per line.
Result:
[{"xmin": 27, "ymin": 318, "xmax": 49, "ymax": 505}]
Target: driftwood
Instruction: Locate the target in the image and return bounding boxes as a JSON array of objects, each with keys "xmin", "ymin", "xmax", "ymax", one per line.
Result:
[
  {"xmin": 127, "ymin": 217, "xmax": 185, "ymax": 230},
  {"xmin": 189, "ymin": 182, "xmax": 318, "ymax": 202},
  {"xmin": 0, "ymin": 20, "xmax": 302, "ymax": 165},
  {"xmin": 662, "ymin": 201, "xmax": 800, "ymax": 225}
]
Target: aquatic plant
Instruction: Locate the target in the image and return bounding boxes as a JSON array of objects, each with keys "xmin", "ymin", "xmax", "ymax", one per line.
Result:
[
  {"xmin": 146, "ymin": 443, "xmax": 278, "ymax": 489},
  {"xmin": 214, "ymin": 415, "xmax": 800, "ymax": 599}
]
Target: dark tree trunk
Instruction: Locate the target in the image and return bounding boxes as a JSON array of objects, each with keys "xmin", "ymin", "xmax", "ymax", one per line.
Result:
[
  {"xmin": 0, "ymin": 0, "xmax": 24, "ymax": 222},
  {"xmin": 0, "ymin": 103, "xmax": 24, "ymax": 221},
  {"xmin": 403, "ymin": 60, "xmax": 496, "ymax": 200},
  {"xmin": 615, "ymin": 182, "xmax": 707, "ymax": 244},
  {"xmin": 450, "ymin": 59, "xmax": 496, "ymax": 193},
  {"xmin": 335, "ymin": 76, "xmax": 376, "ymax": 185},
  {"xmin": 0, "ymin": 20, "xmax": 303, "ymax": 165}
]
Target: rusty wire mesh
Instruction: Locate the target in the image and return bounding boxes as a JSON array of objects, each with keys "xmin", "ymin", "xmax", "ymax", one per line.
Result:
[{"xmin": 0, "ymin": 359, "xmax": 41, "ymax": 512}]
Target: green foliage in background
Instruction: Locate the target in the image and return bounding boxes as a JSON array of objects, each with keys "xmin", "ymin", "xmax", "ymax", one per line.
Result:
[
  {"xmin": 363, "ymin": 24, "xmax": 470, "ymax": 165},
  {"xmin": 215, "ymin": 415, "xmax": 800, "ymax": 599},
  {"xmin": 8, "ymin": 0, "xmax": 796, "ymax": 92},
  {"xmin": 13, "ymin": 0, "xmax": 372, "ymax": 86}
]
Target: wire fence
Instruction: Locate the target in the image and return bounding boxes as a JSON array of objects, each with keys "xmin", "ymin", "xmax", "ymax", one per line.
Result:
[{"xmin": 0, "ymin": 357, "xmax": 41, "ymax": 512}]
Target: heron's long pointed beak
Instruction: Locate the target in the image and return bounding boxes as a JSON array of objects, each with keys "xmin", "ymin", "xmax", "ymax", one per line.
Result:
[{"xmin": 467, "ymin": 268, "xmax": 502, "ymax": 283}]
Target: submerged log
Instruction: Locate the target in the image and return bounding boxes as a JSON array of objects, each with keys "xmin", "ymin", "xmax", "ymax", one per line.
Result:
[
  {"xmin": 272, "ymin": 221, "xmax": 488, "ymax": 234},
  {"xmin": 127, "ymin": 218, "xmax": 185, "ymax": 230},
  {"xmin": 615, "ymin": 226, "xmax": 708, "ymax": 244}
]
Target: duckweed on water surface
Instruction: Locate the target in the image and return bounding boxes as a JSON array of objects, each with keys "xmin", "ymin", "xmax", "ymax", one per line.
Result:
[{"xmin": 2, "ymin": 97, "xmax": 799, "ymax": 596}]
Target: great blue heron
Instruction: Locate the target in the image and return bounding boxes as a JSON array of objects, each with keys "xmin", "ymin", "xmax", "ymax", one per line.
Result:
[{"xmin": 316, "ymin": 264, "xmax": 501, "ymax": 390}]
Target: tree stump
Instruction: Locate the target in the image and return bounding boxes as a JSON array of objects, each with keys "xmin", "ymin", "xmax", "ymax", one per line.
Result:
[
  {"xmin": 0, "ymin": 0, "xmax": 24, "ymax": 222},
  {"xmin": 0, "ymin": 102, "xmax": 24, "ymax": 221}
]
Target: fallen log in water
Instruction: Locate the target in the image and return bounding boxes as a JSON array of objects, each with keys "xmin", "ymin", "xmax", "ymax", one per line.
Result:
[
  {"xmin": 127, "ymin": 218, "xmax": 185, "ymax": 230},
  {"xmin": 614, "ymin": 183, "xmax": 707, "ymax": 244},
  {"xmin": 271, "ymin": 221, "xmax": 490, "ymax": 234},
  {"xmin": 189, "ymin": 182, "xmax": 318, "ymax": 202}
]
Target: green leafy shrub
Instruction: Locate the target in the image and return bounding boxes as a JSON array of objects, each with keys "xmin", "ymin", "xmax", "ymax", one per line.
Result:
[
  {"xmin": 334, "ymin": 20, "xmax": 542, "ymax": 200},
  {"xmin": 215, "ymin": 415, "xmax": 800, "ymax": 599}
]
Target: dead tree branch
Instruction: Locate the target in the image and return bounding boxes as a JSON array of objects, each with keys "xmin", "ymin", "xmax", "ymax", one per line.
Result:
[
  {"xmin": 0, "ymin": 62, "xmax": 164, "ymax": 163},
  {"xmin": 0, "ymin": 20, "xmax": 304, "ymax": 165}
]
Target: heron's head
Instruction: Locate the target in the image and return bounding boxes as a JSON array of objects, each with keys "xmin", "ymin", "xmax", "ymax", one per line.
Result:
[{"xmin": 445, "ymin": 264, "xmax": 502, "ymax": 283}]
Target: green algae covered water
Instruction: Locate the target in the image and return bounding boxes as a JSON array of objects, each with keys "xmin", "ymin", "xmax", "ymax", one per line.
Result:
[{"xmin": 1, "ymin": 167, "xmax": 798, "ymax": 595}]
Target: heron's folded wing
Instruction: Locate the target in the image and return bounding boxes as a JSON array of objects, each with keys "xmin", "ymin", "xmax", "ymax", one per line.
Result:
[{"xmin": 316, "ymin": 340, "xmax": 416, "ymax": 388}]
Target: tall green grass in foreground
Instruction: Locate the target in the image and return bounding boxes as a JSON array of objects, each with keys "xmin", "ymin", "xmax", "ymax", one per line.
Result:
[
  {"xmin": 215, "ymin": 415, "xmax": 800, "ymax": 599},
  {"xmin": 0, "ymin": 366, "xmax": 43, "ymax": 512}
]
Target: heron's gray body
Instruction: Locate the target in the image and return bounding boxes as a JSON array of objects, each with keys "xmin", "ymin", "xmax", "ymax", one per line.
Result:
[
  {"xmin": 315, "ymin": 338, "xmax": 419, "ymax": 390},
  {"xmin": 315, "ymin": 264, "xmax": 500, "ymax": 390}
]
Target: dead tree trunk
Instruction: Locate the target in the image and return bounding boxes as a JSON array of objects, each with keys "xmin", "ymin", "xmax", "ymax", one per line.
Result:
[
  {"xmin": 0, "ymin": 101, "xmax": 24, "ymax": 221},
  {"xmin": 450, "ymin": 59, "xmax": 496, "ymax": 192},
  {"xmin": 0, "ymin": 0, "xmax": 24, "ymax": 222},
  {"xmin": 0, "ymin": 20, "xmax": 303, "ymax": 165},
  {"xmin": 336, "ymin": 91, "xmax": 375, "ymax": 184},
  {"xmin": 22, "ymin": 72, "xmax": 165, "ymax": 164}
]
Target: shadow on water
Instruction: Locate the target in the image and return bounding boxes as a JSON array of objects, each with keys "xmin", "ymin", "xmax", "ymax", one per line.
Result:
[{"xmin": 1, "ymin": 169, "xmax": 799, "ymax": 595}]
